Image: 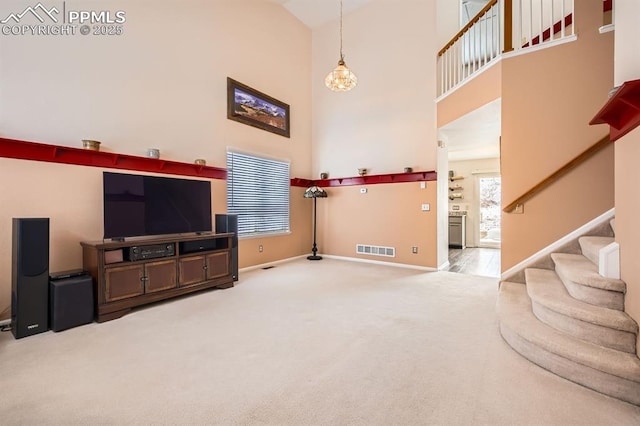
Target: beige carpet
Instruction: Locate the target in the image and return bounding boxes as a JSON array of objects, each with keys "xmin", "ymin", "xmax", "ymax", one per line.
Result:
[{"xmin": 1, "ymin": 258, "xmax": 639, "ymax": 425}]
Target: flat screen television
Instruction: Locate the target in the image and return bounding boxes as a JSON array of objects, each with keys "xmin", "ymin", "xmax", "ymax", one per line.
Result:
[{"xmin": 103, "ymin": 172, "xmax": 212, "ymax": 240}]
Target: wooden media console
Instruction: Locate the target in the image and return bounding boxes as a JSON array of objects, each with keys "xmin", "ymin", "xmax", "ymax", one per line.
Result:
[{"xmin": 81, "ymin": 233, "xmax": 234, "ymax": 322}]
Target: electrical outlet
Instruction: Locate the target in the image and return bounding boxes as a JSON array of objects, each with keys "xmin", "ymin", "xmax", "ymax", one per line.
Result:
[
  {"xmin": 421, "ymin": 203, "xmax": 430, "ymax": 211},
  {"xmin": 412, "ymin": 246, "xmax": 418, "ymax": 254},
  {"xmin": 360, "ymin": 188, "xmax": 367, "ymax": 194},
  {"xmin": 258, "ymin": 245, "xmax": 263, "ymax": 252}
]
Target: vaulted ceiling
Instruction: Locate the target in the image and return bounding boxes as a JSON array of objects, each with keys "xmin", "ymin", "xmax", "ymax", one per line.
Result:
[{"xmin": 268, "ymin": 0, "xmax": 372, "ymax": 28}]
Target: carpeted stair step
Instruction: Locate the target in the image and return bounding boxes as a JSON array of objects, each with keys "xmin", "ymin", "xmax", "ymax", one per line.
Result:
[
  {"xmin": 610, "ymin": 219, "xmax": 616, "ymax": 234},
  {"xmin": 525, "ymin": 268, "xmax": 638, "ymax": 353},
  {"xmin": 579, "ymin": 236, "xmax": 615, "ymax": 268},
  {"xmin": 551, "ymin": 253, "xmax": 625, "ymax": 310},
  {"xmin": 497, "ymin": 281, "xmax": 640, "ymax": 406}
]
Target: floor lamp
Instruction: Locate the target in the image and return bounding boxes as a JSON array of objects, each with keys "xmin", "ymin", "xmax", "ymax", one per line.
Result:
[{"xmin": 304, "ymin": 185, "xmax": 328, "ymax": 260}]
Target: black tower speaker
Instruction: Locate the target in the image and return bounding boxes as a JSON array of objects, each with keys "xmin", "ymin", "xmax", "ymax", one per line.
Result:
[
  {"xmin": 11, "ymin": 218, "xmax": 50, "ymax": 339},
  {"xmin": 215, "ymin": 214, "xmax": 238, "ymax": 281}
]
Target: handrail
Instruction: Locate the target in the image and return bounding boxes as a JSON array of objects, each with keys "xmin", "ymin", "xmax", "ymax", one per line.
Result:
[
  {"xmin": 438, "ymin": 0, "xmax": 499, "ymax": 57},
  {"xmin": 503, "ymin": 135, "xmax": 611, "ymax": 213}
]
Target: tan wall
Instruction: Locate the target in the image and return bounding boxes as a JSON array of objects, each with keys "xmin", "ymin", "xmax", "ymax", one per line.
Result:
[
  {"xmin": 318, "ymin": 182, "xmax": 438, "ymax": 268},
  {"xmin": 613, "ymin": 1, "xmax": 640, "ymax": 350},
  {"xmin": 615, "ymin": 129, "xmax": 640, "ymax": 350},
  {"xmin": 500, "ymin": 0, "xmax": 614, "ymax": 270},
  {"xmin": 436, "ymin": 63, "xmax": 502, "ymax": 128},
  {"xmin": 0, "ymin": 0, "xmax": 313, "ymax": 319}
]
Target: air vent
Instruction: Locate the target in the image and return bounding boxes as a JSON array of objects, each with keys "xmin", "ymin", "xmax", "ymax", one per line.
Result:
[{"xmin": 356, "ymin": 244, "xmax": 395, "ymax": 258}]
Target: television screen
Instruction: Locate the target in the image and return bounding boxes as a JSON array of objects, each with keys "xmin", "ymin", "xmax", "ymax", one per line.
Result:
[{"xmin": 103, "ymin": 172, "xmax": 212, "ymax": 239}]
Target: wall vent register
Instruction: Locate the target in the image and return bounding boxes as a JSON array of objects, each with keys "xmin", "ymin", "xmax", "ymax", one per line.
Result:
[{"xmin": 356, "ymin": 244, "xmax": 396, "ymax": 257}]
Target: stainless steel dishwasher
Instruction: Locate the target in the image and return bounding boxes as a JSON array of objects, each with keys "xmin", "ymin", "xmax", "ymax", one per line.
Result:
[{"xmin": 449, "ymin": 213, "xmax": 466, "ymax": 248}]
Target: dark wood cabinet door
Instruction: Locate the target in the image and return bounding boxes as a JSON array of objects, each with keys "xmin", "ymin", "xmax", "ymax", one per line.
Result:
[
  {"xmin": 179, "ymin": 255, "xmax": 206, "ymax": 286},
  {"xmin": 206, "ymin": 252, "xmax": 230, "ymax": 280},
  {"xmin": 104, "ymin": 264, "xmax": 145, "ymax": 302},
  {"xmin": 145, "ymin": 260, "xmax": 178, "ymax": 293}
]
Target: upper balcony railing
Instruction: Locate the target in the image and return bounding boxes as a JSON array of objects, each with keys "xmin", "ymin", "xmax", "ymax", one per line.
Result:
[{"xmin": 437, "ymin": 0, "xmax": 577, "ymax": 98}]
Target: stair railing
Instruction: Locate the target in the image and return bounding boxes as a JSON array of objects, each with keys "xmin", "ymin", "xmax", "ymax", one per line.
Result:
[
  {"xmin": 502, "ymin": 135, "xmax": 611, "ymax": 213},
  {"xmin": 438, "ymin": 0, "xmax": 501, "ymax": 97},
  {"xmin": 437, "ymin": 0, "xmax": 577, "ymax": 98}
]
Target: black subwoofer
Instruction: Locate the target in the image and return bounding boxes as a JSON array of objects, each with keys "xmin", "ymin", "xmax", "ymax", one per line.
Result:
[
  {"xmin": 11, "ymin": 218, "xmax": 50, "ymax": 339},
  {"xmin": 49, "ymin": 272, "xmax": 94, "ymax": 332},
  {"xmin": 215, "ymin": 214, "xmax": 238, "ymax": 281}
]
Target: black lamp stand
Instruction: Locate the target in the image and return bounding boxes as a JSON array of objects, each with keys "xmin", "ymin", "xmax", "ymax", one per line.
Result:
[{"xmin": 308, "ymin": 196, "xmax": 322, "ymax": 260}]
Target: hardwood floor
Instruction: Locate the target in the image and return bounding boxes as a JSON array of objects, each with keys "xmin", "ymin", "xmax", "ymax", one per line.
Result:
[{"xmin": 446, "ymin": 247, "xmax": 500, "ymax": 278}]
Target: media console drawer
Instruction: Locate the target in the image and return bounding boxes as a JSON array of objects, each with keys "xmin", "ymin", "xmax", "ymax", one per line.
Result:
[{"xmin": 81, "ymin": 233, "xmax": 234, "ymax": 322}]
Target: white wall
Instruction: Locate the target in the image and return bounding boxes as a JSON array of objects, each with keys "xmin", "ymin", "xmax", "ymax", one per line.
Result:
[
  {"xmin": 437, "ymin": 139, "xmax": 450, "ymax": 268},
  {"xmin": 311, "ymin": 0, "xmax": 438, "ymax": 179},
  {"xmin": 0, "ymin": 0, "xmax": 312, "ymax": 174},
  {"xmin": 0, "ymin": 0, "xmax": 312, "ymax": 316},
  {"xmin": 436, "ymin": 0, "xmax": 461, "ymax": 48},
  {"xmin": 614, "ymin": 1, "xmax": 640, "ymax": 86}
]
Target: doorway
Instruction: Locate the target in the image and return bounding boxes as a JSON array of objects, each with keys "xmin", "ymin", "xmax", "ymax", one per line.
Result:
[
  {"xmin": 478, "ymin": 175, "xmax": 501, "ymax": 248},
  {"xmin": 438, "ymin": 98, "xmax": 501, "ymax": 278}
]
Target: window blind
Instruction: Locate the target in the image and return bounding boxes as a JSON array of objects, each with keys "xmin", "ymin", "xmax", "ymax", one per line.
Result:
[{"xmin": 226, "ymin": 150, "xmax": 290, "ymax": 237}]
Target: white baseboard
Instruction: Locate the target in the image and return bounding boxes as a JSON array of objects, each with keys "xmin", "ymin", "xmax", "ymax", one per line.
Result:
[
  {"xmin": 239, "ymin": 255, "xmax": 307, "ymax": 274},
  {"xmin": 501, "ymin": 208, "xmax": 615, "ymax": 280},
  {"xmin": 322, "ymin": 255, "xmax": 437, "ymax": 272},
  {"xmin": 240, "ymin": 253, "xmax": 439, "ymax": 274},
  {"xmin": 0, "ymin": 319, "xmax": 11, "ymax": 327},
  {"xmin": 599, "ymin": 24, "xmax": 615, "ymax": 34},
  {"xmin": 438, "ymin": 260, "xmax": 451, "ymax": 271}
]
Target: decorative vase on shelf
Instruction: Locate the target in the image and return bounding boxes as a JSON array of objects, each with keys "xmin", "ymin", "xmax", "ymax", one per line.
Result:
[
  {"xmin": 147, "ymin": 148, "xmax": 160, "ymax": 159},
  {"xmin": 82, "ymin": 140, "xmax": 101, "ymax": 151}
]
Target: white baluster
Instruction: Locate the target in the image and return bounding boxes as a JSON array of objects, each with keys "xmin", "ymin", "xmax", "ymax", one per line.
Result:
[
  {"xmin": 549, "ymin": 0, "xmax": 555, "ymax": 41},
  {"xmin": 529, "ymin": 0, "xmax": 533, "ymax": 47}
]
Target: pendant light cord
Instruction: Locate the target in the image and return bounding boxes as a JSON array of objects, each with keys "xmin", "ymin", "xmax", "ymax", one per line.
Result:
[{"xmin": 339, "ymin": 0, "xmax": 344, "ymax": 61}]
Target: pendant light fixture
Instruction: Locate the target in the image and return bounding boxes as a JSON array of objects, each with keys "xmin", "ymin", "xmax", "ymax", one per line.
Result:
[{"xmin": 325, "ymin": 0, "xmax": 357, "ymax": 92}]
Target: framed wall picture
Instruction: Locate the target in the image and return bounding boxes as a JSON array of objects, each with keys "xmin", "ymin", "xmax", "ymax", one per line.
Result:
[{"xmin": 227, "ymin": 78, "xmax": 290, "ymax": 138}]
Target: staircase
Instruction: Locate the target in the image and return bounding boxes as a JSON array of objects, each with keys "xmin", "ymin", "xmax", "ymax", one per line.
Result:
[{"xmin": 498, "ymin": 219, "xmax": 640, "ymax": 405}]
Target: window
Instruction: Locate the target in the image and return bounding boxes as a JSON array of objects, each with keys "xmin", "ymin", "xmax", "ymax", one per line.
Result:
[{"xmin": 226, "ymin": 150, "xmax": 290, "ymax": 238}]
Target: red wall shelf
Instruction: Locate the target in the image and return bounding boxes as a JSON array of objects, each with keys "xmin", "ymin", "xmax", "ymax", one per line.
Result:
[
  {"xmin": 291, "ymin": 171, "xmax": 438, "ymax": 188},
  {"xmin": 0, "ymin": 137, "xmax": 227, "ymax": 180},
  {"xmin": 290, "ymin": 178, "xmax": 314, "ymax": 187},
  {"xmin": 590, "ymin": 79, "xmax": 640, "ymax": 142},
  {"xmin": 1, "ymin": 137, "xmax": 437, "ymax": 188}
]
